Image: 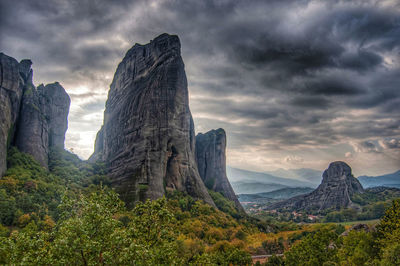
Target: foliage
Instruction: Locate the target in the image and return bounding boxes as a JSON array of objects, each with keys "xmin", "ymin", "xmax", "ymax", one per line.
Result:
[
  {"xmin": 3, "ymin": 146, "xmax": 400, "ymax": 264},
  {"xmin": 1, "ymin": 147, "xmax": 65, "ymax": 225},
  {"xmin": 376, "ymin": 198, "xmax": 400, "ymax": 243},
  {"xmin": 0, "ymin": 147, "xmax": 109, "ymax": 227},
  {"xmin": 265, "ymin": 255, "xmax": 285, "ymax": 266},
  {"xmin": 0, "ymin": 187, "xmax": 256, "ymax": 265},
  {"xmin": 208, "ymin": 189, "xmax": 243, "ymax": 219},
  {"xmin": 337, "ymin": 230, "xmax": 376, "ymax": 265},
  {"xmin": 262, "ymin": 237, "xmax": 284, "ymax": 254},
  {"xmin": 351, "ymin": 188, "xmax": 400, "ymax": 206},
  {"xmin": 284, "ymin": 225, "xmax": 340, "ymax": 266},
  {"xmin": 323, "ymin": 201, "xmax": 390, "ymax": 223},
  {"xmin": 280, "ymin": 199, "xmax": 400, "ymax": 266}
]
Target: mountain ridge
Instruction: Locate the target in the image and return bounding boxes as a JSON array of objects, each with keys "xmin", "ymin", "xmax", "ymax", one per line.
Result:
[{"xmin": 358, "ymin": 170, "xmax": 400, "ymax": 189}]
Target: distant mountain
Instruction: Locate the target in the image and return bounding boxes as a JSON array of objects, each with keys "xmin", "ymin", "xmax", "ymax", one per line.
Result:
[
  {"xmin": 265, "ymin": 168, "xmax": 322, "ymax": 187},
  {"xmin": 358, "ymin": 170, "xmax": 400, "ymax": 188},
  {"xmin": 257, "ymin": 187, "xmax": 315, "ymax": 200},
  {"xmin": 231, "ymin": 181, "xmax": 289, "ymax": 194},
  {"xmin": 227, "ymin": 167, "xmax": 316, "ymax": 194},
  {"xmin": 238, "ymin": 187, "xmax": 314, "ymax": 203}
]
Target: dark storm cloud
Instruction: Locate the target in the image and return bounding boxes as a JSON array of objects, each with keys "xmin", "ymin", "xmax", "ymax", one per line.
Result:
[
  {"xmin": 1, "ymin": 0, "xmax": 399, "ymax": 173},
  {"xmin": 0, "ymin": 0, "xmax": 131, "ymax": 80}
]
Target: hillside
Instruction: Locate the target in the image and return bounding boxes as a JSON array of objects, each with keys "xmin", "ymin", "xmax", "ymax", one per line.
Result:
[{"xmin": 0, "ymin": 147, "xmax": 272, "ymax": 264}]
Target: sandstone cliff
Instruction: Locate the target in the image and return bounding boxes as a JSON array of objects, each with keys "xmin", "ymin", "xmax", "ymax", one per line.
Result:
[
  {"xmin": 196, "ymin": 128, "xmax": 244, "ymax": 212},
  {"xmin": 0, "ymin": 53, "xmax": 70, "ymax": 172},
  {"xmin": 268, "ymin": 161, "xmax": 364, "ymax": 211},
  {"xmin": 91, "ymin": 33, "xmax": 215, "ymax": 207}
]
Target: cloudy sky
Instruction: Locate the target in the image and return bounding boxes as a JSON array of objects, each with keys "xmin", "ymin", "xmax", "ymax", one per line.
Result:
[{"xmin": 1, "ymin": 0, "xmax": 399, "ymax": 176}]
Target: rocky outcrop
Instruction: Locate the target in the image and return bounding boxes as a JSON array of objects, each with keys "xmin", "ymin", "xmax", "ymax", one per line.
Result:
[
  {"xmin": 196, "ymin": 128, "xmax": 244, "ymax": 212},
  {"xmin": 0, "ymin": 52, "xmax": 70, "ymax": 172},
  {"xmin": 341, "ymin": 224, "xmax": 373, "ymax": 236},
  {"xmin": 268, "ymin": 161, "xmax": 364, "ymax": 211},
  {"xmin": 91, "ymin": 33, "xmax": 215, "ymax": 207},
  {"xmin": 0, "ymin": 53, "xmax": 24, "ymax": 176},
  {"xmin": 40, "ymin": 82, "xmax": 70, "ymax": 148},
  {"xmin": 15, "ymin": 79, "xmax": 49, "ymax": 167},
  {"xmin": 15, "ymin": 81, "xmax": 70, "ymax": 168}
]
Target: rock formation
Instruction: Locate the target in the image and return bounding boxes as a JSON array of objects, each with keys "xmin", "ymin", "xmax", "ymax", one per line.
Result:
[
  {"xmin": 196, "ymin": 128, "xmax": 244, "ymax": 212},
  {"xmin": 14, "ymin": 79, "xmax": 49, "ymax": 167},
  {"xmin": 15, "ymin": 81, "xmax": 70, "ymax": 167},
  {"xmin": 40, "ymin": 82, "xmax": 70, "ymax": 148},
  {"xmin": 0, "ymin": 53, "xmax": 24, "ymax": 176},
  {"xmin": 0, "ymin": 52, "xmax": 70, "ymax": 173},
  {"xmin": 268, "ymin": 161, "xmax": 364, "ymax": 211},
  {"xmin": 341, "ymin": 223, "xmax": 372, "ymax": 236},
  {"xmin": 91, "ymin": 33, "xmax": 215, "ymax": 207}
]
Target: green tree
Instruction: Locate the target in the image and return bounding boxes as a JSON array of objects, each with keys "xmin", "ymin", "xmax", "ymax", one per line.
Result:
[
  {"xmin": 375, "ymin": 199, "xmax": 400, "ymax": 264},
  {"xmin": 265, "ymin": 255, "xmax": 285, "ymax": 266},
  {"xmin": 376, "ymin": 199, "xmax": 400, "ymax": 242},
  {"xmin": 337, "ymin": 230, "xmax": 376, "ymax": 265},
  {"xmin": 0, "ymin": 189, "xmax": 16, "ymax": 225},
  {"xmin": 284, "ymin": 227, "xmax": 339, "ymax": 266},
  {"xmin": 49, "ymin": 188, "xmax": 126, "ymax": 265},
  {"xmin": 121, "ymin": 198, "xmax": 183, "ymax": 265}
]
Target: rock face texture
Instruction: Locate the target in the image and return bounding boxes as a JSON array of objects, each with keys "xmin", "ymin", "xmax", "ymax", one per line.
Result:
[
  {"xmin": 15, "ymin": 82, "xmax": 70, "ymax": 167},
  {"xmin": 0, "ymin": 52, "xmax": 70, "ymax": 173},
  {"xmin": 40, "ymin": 82, "xmax": 70, "ymax": 148},
  {"xmin": 15, "ymin": 79, "xmax": 49, "ymax": 167},
  {"xmin": 91, "ymin": 33, "xmax": 215, "ymax": 207},
  {"xmin": 196, "ymin": 128, "xmax": 244, "ymax": 212},
  {"xmin": 0, "ymin": 53, "xmax": 24, "ymax": 176},
  {"xmin": 268, "ymin": 161, "xmax": 364, "ymax": 211}
]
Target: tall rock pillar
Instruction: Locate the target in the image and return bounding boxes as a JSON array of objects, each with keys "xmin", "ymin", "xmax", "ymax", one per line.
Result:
[{"xmin": 91, "ymin": 33, "xmax": 215, "ymax": 207}]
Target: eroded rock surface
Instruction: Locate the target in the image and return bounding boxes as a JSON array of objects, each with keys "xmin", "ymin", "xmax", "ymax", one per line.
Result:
[
  {"xmin": 40, "ymin": 82, "xmax": 70, "ymax": 148},
  {"xmin": 0, "ymin": 52, "xmax": 70, "ymax": 172},
  {"xmin": 0, "ymin": 53, "xmax": 24, "ymax": 176},
  {"xmin": 268, "ymin": 161, "xmax": 364, "ymax": 211},
  {"xmin": 15, "ymin": 81, "xmax": 49, "ymax": 167},
  {"xmin": 196, "ymin": 128, "xmax": 244, "ymax": 212},
  {"xmin": 15, "ymin": 82, "xmax": 70, "ymax": 167},
  {"xmin": 91, "ymin": 33, "xmax": 214, "ymax": 207}
]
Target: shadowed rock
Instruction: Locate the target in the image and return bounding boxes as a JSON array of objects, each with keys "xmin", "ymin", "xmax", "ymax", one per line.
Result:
[
  {"xmin": 40, "ymin": 82, "xmax": 70, "ymax": 148},
  {"xmin": 91, "ymin": 33, "xmax": 215, "ymax": 207},
  {"xmin": 0, "ymin": 52, "xmax": 70, "ymax": 171},
  {"xmin": 268, "ymin": 161, "xmax": 364, "ymax": 211},
  {"xmin": 15, "ymin": 81, "xmax": 49, "ymax": 167},
  {"xmin": 15, "ymin": 81, "xmax": 70, "ymax": 167},
  {"xmin": 0, "ymin": 53, "xmax": 24, "ymax": 176},
  {"xmin": 196, "ymin": 128, "xmax": 245, "ymax": 212}
]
